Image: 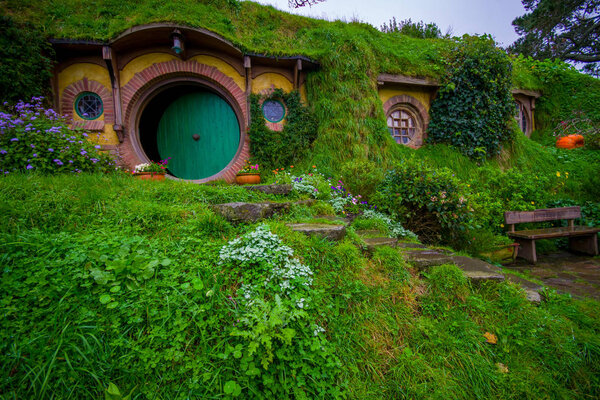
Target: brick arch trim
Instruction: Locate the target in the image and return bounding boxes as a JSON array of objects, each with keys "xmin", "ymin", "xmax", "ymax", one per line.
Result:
[
  {"xmin": 119, "ymin": 59, "xmax": 249, "ymax": 183},
  {"xmin": 383, "ymin": 94, "xmax": 430, "ymax": 148},
  {"xmin": 121, "ymin": 59, "xmax": 247, "ymax": 127},
  {"xmin": 383, "ymin": 94, "xmax": 429, "ymax": 126},
  {"xmin": 61, "ymin": 78, "xmax": 114, "ymax": 130}
]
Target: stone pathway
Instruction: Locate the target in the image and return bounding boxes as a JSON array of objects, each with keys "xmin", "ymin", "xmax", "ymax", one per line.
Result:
[
  {"xmin": 212, "ymin": 194, "xmax": 599, "ymax": 302},
  {"xmin": 353, "ymin": 229, "xmax": 548, "ymax": 302},
  {"xmin": 506, "ymin": 252, "xmax": 600, "ymax": 300}
]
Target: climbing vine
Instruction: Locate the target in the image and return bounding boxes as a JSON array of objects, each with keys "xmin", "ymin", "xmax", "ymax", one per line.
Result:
[
  {"xmin": 427, "ymin": 35, "xmax": 514, "ymax": 160},
  {"xmin": 248, "ymin": 89, "xmax": 317, "ymax": 171}
]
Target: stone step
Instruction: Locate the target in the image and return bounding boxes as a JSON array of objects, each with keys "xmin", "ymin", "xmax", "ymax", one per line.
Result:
[
  {"xmin": 315, "ymin": 215, "xmax": 350, "ymax": 225},
  {"xmin": 287, "ymin": 223, "xmax": 346, "ymax": 241},
  {"xmin": 449, "ymin": 255, "xmax": 505, "ymax": 284},
  {"xmin": 402, "ymin": 250, "xmax": 455, "ymax": 270},
  {"xmin": 396, "ymin": 242, "xmax": 428, "ymax": 249},
  {"xmin": 504, "ymin": 274, "xmax": 543, "ymax": 303},
  {"xmin": 211, "ymin": 199, "xmax": 314, "ymax": 223},
  {"xmin": 363, "ymin": 237, "xmax": 399, "ymax": 253},
  {"xmin": 355, "ymin": 229, "xmax": 385, "ymax": 237},
  {"xmin": 243, "ymin": 184, "xmax": 292, "ymax": 195}
]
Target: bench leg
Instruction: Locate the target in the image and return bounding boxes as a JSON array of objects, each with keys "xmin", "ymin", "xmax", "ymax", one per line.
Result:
[
  {"xmin": 516, "ymin": 239, "xmax": 537, "ymax": 264},
  {"xmin": 569, "ymin": 234, "xmax": 599, "ymax": 256}
]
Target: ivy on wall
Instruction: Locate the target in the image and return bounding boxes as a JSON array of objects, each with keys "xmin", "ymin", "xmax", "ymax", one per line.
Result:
[
  {"xmin": 427, "ymin": 35, "xmax": 514, "ymax": 160},
  {"xmin": 248, "ymin": 89, "xmax": 317, "ymax": 170},
  {"xmin": 0, "ymin": 16, "xmax": 54, "ymax": 104}
]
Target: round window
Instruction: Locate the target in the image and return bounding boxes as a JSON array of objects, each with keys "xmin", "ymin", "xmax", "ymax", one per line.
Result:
[
  {"xmin": 387, "ymin": 108, "xmax": 418, "ymax": 145},
  {"xmin": 262, "ymin": 99, "xmax": 286, "ymax": 123},
  {"xmin": 75, "ymin": 92, "xmax": 103, "ymax": 120}
]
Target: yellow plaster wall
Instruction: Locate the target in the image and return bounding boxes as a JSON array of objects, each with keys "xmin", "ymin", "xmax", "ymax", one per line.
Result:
[
  {"xmin": 99, "ymin": 125, "xmax": 119, "ymax": 145},
  {"xmin": 378, "ymin": 88, "xmax": 432, "ymax": 111},
  {"xmin": 58, "ymin": 63, "xmax": 112, "ymax": 122},
  {"xmin": 191, "ymin": 55, "xmax": 245, "ymax": 91},
  {"xmin": 299, "ymin": 83, "xmax": 308, "ymax": 104},
  {"xmin": 120, "ymin": 53, "xmax": 177, "ymax": 87},
  {"xmin": 252, "ymin": 73, "xmax": 293, "ymax": 94},
  {"xmin": 57, "ymin": 63, "xmax": 119, "ymax": 145}
]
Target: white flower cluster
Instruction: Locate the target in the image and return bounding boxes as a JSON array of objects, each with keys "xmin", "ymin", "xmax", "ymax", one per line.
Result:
[
  {"xmin": 269, "ymin": 258, "xmax": 313, "ymax": 295},
  {"xmin": 313, "ymin": 324, "xmax": 326, "ymax": 336},
  {"xmin": 219, "ymin": 225, "xmax": 294, "ymax": 266},
  {"xmin": 290, "ymin": 175, "xmax": 320, "ymax": 197},
  {"xmin": 220, "ymin": 225, "xmax": 314, "ymax": 299},
  {"xmin": 133, "ymin": 163, "xmax": 151, "ymax": 172},
  {"xmin": 362, "ymin": 209, "xmax": 418, "ymax": 240}
]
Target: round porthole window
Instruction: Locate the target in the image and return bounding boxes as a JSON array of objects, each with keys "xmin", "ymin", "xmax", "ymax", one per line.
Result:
[
  {"xmin": 75, "ymin": 92, "xmax": 103, "ymax": 120},
  {"xmin": 262, "ymin": 99, "xmax": 286, "ymax": 123}
]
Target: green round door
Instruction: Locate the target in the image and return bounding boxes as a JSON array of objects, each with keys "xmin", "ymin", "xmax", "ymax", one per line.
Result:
[{"xmin": 157, "ymin": 91, "xmax": 240, "ymax": 180}]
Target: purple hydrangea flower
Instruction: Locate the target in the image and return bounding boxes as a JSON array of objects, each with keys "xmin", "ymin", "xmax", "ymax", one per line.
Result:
[
  {"xmin": 10, "ymin": 138, "xmax": 18, "ymax": 142},
  {"xmin": 48, "ymin": 148, "xmax": 54, "ymax": 152},
  {"xmin": 80, "ymin": 150, "xmax": 87, "ymax": 156},
  {"xmin": 0, "ymin": 149, "xmax": 7, "ymax": 155},
  {"xmin": 30, "ymin": 144, "xmax": 35, "ymax": 148},
  {"xmin": 33, "ymin": 153, "xmax": 37, "ymax": 157},
  {"xmin": 26, "ymin": 164, "xmax": 33, "ymax": 170},
  {"xmin": 94, "ymin": 145, "xmax": 101, "ymax": 149},
  {"xmin": 53, "ymin": 159, "xmax": 63, "ymax": 166}
]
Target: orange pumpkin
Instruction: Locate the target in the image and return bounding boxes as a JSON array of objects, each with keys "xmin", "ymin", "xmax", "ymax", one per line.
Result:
[{"xmin": 556, "ymin": 134, "xmax": 584, "ymax": 149}]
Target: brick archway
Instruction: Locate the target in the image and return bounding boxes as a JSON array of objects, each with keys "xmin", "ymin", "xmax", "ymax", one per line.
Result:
[
  {"xmin": 383, "ymin": 94, "xmax": 430, "ymax": 148},
  {"xmin": 61, "ymin": 78, "xmax": 113, "ymax": 130},
  {"xmin": 120, "ymin": 59, "xmax": 249, "ymax": 183}
]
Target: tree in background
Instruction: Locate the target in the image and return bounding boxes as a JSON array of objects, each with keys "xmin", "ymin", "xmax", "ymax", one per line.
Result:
[
  {"xmin": 510, "ymin": 0, "xmax": 599, "ymax": 75},
  {"xmin": 288, "ymin": 0, "xmax": 325, "ymax": 8},
  {"xmin": 380, "ymin": 17, "xmax": 445, "ymax": 39}
]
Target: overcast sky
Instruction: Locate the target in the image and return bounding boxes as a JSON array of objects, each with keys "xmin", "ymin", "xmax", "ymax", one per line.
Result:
[{"xmin": 252, "ymin": 0, "xmax": 527, "ymax": 47}]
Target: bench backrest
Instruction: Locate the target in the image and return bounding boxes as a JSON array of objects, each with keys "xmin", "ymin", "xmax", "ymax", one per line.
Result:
[{"xmin": 504, "ymin": 206, "xmax": 581, "ymax": 231}]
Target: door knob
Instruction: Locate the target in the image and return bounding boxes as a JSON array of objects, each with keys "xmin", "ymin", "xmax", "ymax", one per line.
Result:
[{"xmin": 192, "ymin": 134, "xmax": 200, "ymax": 141}]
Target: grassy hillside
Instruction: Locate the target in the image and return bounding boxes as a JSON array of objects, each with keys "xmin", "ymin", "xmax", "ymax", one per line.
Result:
[
  {"xmin": 1, "ymin": 3, "xmax": 599, "ymax": 397},
  {"xmin": 1, "ymin": 174, "xmax": 599, "ymax": 399}
]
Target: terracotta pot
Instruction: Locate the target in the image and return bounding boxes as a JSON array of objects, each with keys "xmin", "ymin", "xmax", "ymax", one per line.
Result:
[
  {"xmin": 556, "ymin": 134, "xmax": 584, "ymax": 149},
  {"xmin": 133, "ymin": 172, "xmax": 166, "ymax": 181},
  {"xmin": 235, "ymin": 173, "xmax": 261, "ymax": 185}
]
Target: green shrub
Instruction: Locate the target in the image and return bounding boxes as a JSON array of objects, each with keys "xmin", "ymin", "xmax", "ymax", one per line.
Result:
[
  {"xmin": 0, "ymin": 98, "xmax": 116, "ymax": 174},
  {"xmin": 218, "ymin": 225, "xmax": 342, "ymax": 398},
  {"xmin": 427, "ymin": 35, "xmax": 514, "ymax": 160},
  {"xmin": 0, "ymin": 16, "xmax": 54, "ymax": 104},
  {"xmin": 248, "ymin": 89, "xmax": 317, "ymax": 172},
  {"xmin": 372, "ymin": 157, "xmax": 472, "ymax": 245},
  {"xmin": 340, "ymin": 159, "xmax": 384, "ymax": 201}
]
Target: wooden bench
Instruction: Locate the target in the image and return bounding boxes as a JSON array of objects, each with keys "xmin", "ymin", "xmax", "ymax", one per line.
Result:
[{"xmin": 504, "ymin": 206, "xmax": 600, "ymax": 264}]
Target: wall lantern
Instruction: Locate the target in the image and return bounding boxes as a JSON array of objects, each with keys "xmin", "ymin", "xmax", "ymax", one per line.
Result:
[{"xmin": 171, "ymin": 29, "xmax": 184, "ymax": 55}]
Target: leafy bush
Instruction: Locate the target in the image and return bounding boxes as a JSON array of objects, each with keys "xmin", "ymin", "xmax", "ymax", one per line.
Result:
[
  {"xmin": 0, "ymin": 16, "xmax": 53, "ymax": 104},
  {"xmin": 0, "ymin": 98, "xmax": 116, "ymax": 174},
  {"xmin": 427, "ymin": 35, "xmax": 514, "ymax": 159},
  {"xmin": 248, "ymin": 89, "xmax": 317, "ymax": 171},
  {"xmin": 219, "ymin": 225, "xmax": 342, "ymax": 398},
  {"xmin": 372, "ymin": 158, "xmax": 472, "ymax": 245},
  {"xmin": 470, "ymin": 167, "xmax": 555, "ymax": 234},
  {"xmin": 360, "ymin": 209, "xmax": 417, "ymax": 240},
  {"xmin": 340, "ymin": 159, "xmax": 384, "ymax": 201}
]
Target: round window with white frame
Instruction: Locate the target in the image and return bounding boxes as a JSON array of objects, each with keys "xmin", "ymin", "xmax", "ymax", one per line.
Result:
[{"xmin": 387, "ymin": 107, "xmax": 419, "ymax": 145}]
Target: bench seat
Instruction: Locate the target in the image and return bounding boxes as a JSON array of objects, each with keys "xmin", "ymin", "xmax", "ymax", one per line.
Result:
[
  {"xmin": 508, "ymin": 226, "xmax": 600, "ymax": 240},
  {"xmin": 504, "ymin": 206, "xmax": 600, "ymax": 264}
]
